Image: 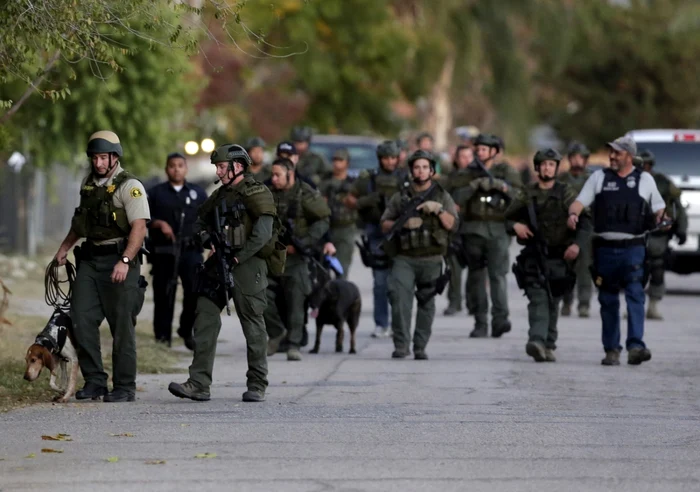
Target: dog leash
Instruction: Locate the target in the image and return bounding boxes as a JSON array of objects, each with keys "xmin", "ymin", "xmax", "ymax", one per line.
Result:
[{"xmin": 44, "ymin": 259, "xmax": 76, "ymax": 313}]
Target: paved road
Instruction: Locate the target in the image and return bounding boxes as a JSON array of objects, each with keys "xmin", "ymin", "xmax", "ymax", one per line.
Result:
[{"xmin": 2, "ymin": 245, "xmax": 700, "ymax": 492}]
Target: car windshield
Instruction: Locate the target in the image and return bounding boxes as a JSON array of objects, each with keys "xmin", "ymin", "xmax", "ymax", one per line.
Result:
[
  {"xmin": 635, "ymin": 142, "xmax": 700, "ymax": 176},
  {"xmin": 310, "ymin": 143, "xmax": 377, "ymax": 170}
]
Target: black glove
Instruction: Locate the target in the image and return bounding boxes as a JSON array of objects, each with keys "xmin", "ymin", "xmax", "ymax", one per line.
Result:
[{"xmin": 676, "ymin": 232, "xmax": 687, "ymax": 245}]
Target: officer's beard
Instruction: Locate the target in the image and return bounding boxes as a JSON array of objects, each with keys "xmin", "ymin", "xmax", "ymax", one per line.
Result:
[
  {"xmin": 570, "ymin": 165, "xmax": 584, "ymax": 174},
  {"xmin": 413, "ymin": 175, "xmax": 431, "ymax": 186},
  {"xmin": 539, "ymin": 173, "xmax": 555, "ymax": 182}
]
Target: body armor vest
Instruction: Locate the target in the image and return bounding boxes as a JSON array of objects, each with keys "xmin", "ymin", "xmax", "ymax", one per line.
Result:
[
  {"xmin": 71, "ymin": 171, "xmax": 136, "ymax": 241},
  {"xmin": 360, "ymin": 170, "xmax": 404, "ymax": 224},
  {"xmin": 463, "ymin": 163, "xmax": 511, "ymax": 222},
  {"xmin": 391, "ymin": 186, "xmax": 450, "ymax": 257},
  {"xmin": 526, "ymin": 182, "xmax": 575, "ymax": 249},
  {"xmin": 327, "ymin": 178, "xmax": 357, "ymax": 227},
  {"xmin": 593, "ymin": 168, "xmax": 653, "ymax": 235}
]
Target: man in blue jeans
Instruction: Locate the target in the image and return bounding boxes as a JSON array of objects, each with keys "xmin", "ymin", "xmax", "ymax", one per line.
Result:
[{"xmin": 567, "ymin": 136, "xmax": 667, "ymax": 366}]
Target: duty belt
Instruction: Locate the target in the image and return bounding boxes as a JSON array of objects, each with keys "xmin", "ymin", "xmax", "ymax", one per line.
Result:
[
  {"xmin": 83, "ymin": 239, "xmax": 125, "ymax": 257},
  {"xmin": 593, "ymin": 237, "xmax": 646, "ymax": 248}
]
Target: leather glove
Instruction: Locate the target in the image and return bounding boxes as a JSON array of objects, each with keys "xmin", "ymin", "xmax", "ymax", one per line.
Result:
[
  {"xmin": 677, "ymin": 232, "xmax": 687, "ymax": 245},
  {"xmin": 403, "ymin": 217, "xmax": 423, "ymax": 229},
  {"xmin": 416, "ymin": 200, "xmax": 443, "ymax": 215}
]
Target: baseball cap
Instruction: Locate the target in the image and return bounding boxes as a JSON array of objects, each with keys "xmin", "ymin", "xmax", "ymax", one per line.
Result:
[
  {"xmin": 276, "ymin": 141, "xmax": 297, "ymax": 156},
  {"xmin": 607, "ymin": 136, "xmax": 637, "ymax": 156},
  {"xmin": 332, "ymin": 148, "xmax": 350, "ymax": 161}
]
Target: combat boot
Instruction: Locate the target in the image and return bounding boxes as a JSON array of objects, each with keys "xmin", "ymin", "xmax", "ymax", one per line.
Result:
[
  {"xmin": 75, "ymin": 382, "xmax": 108, "ymax": 400},
  {"xmin": 267, "ymin": 329, "xmax": 288, "ymax": 356},
  {"xmin": 443, "ymin": 305, "xmax": 461, "ymax": 316},
  {"xmin": 104, "ymin": 388, "xmax": 135, "ymax": 403},
  {"xmin": 628, "ymin": 347, "xmax": 652, "ymax": 365},
  {"xmin": 646, "ymin": 299, "xmax": 663, "ymax": 320},
  {"xmin": 544, "ymin": 348, "xmax": 556, "ymax": 362},
  {"xmin": 578, "ymin": 304, "xmax": 590, "ymax": 318},
  {"xmin": 491, "ymin": 320, "xmax": 511, "ymax": 338},
  {"xmin": 242, "ymin": 389, "xmax": 265, "ymax": 402},
  {"xmin": 413, "ymin": 348, "xmax": 428, "ymax": 360},
  {"xmin": 287, "ymin": 348, "xmax": 303, "ymax": 361},
  {"xmin": 526, "ymin": 341, "xmax": 547, "ymax": 362},
  {"xmin": 601, "ymin": 350, "xmax": 620, "ymax": 366},
  {"xmin": 168, "ymin": 381, "xmax": 211, "ymax": 401},
  {"xmin": 469, "ymin": 326, "xmax": 488, "ymax": 338},
  {"xmin": 391, "ymin": 348, "xmax": 409, "ymax": 358},
  {"xmin": 561, "ymin": 303, "xmax": 572, "ymax": 317}
]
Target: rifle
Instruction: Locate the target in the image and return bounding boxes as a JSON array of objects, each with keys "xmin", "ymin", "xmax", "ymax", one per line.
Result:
[
  {"xmin": 525, "ymin": 197, "xmax": 553, "ymax": 304},
  {"xmin": 282, "ymin": 218, "xmax": 312, "ymax": 257},
  {"xmin": 384, "ymin": 183, "xmax": 440, "ymax": 243},
  {"xmin": 166, "ymin": 206, "xmax": 186, "ymax": 299},
  {"xmin": 473, "ymin": 157, "xmax": 511, "ymax": 209},
  {"xmin": 211, "ymin": 202, "xmax": 235, "ymax": 316}
]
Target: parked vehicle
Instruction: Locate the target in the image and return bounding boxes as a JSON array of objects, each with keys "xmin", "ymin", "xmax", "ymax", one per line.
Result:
[{"xmin": 310, "ymin": 134, "xmax": 384, "ymax": 178}]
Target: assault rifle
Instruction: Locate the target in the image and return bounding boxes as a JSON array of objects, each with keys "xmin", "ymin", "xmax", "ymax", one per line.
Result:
[
  {"xmin": 525, "ymin": 198, "xmax": 553, "ymax": 304},
  {"xmin": 384, "ymin": 183, "xmax": 440, "ymax": 243},
  {"xmin": 211, "ymin": 202, "xmax": 235, "ymax": 316},
  {"xmin": 166, "ymin": 206, "xmax": 186, "ymax": 299},
  {"xmin": 282, "ymin": 218, "xmax": 312, "ymax": 257}
]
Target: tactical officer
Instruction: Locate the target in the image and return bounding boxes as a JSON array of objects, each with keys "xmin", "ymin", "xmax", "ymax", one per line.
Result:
[
  {"xmin": 416, "ymin": 132, "xmax": 441, "ymax": 174},
  {"xmin": 147, "ymin": 152, "xmax": 207, "ymax": 349},
  {"xmin": 506, "ymin": 149, "xmax": 591, "ymax": 362},
  {"xmin": 442, "ymin": 145, "xmax": 474, "ymax": 315},
  {"xmin": 319, "ymin": 148, "xmax": 357, "ymax": 277},
  {"xmin": 54, "ymin": 131, "xmax": 150, "ymax": 402},
  {"xmin": 346, "ymin": 140, "xmax": 406, "ymax": 338},
  {"xmin": 396, "ymin": 139, "xmax": 410, "ymax": 169},
  {"xmin": 558, "ymin": 142, "xmax": 594, "ymax": 318},
  {"xmin": 290, "ymin": 126, "xmax": 331, "ymax": 185},
  {"xmin": 381, "ymin": 150, "xmax": 458, "ymax": 359},
  {"xmin": 265, "ymin": 158, "xmax": 331, "ymax": 361},
  {"xmin": 246, "ymin": 136, "xmax": 271, "ymax": 182},
  {"xmin": 456, "ymin": 133, "xmax": 522, "ymax": 338},
  {"xmin": 169, "ymin": 144, "xmax": 278, "ymax": 402},
  {"xmin": 638, "ymin": 149, "xmax": 688, "ymax": 320},
  {"xmin": 568, "ymin": 136, "xmax": 666, "ymax": 366}
]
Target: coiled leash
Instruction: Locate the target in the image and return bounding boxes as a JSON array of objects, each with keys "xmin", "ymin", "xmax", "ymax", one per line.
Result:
[{"xmin": 44, "ymin": 259, "xmax": 76, "ymax": 312}]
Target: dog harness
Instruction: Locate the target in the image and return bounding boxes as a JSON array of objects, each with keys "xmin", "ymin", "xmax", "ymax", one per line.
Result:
[{"xmin": 35, "ymin": 310, "xmax": 69, "ymax": 356}]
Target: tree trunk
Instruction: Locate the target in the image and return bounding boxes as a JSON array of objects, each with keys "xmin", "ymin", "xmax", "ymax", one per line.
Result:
[{"xmin": 425, "ymin": 49, "xmax": 456, "ymax": 152}]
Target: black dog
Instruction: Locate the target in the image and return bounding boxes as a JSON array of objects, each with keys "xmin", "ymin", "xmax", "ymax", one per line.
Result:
[{"xmin": 307, "ymin": 279, "xmax": 361, "ymax": 354}]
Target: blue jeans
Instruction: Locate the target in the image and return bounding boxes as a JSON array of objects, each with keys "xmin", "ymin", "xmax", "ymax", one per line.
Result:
[
  {"xmin": 366, "ymin": 224, "xmax": 390, "ymax": 328},
  {"xmin": 594, "ymin": 245, "xmax": 647, "ymax": 352}
]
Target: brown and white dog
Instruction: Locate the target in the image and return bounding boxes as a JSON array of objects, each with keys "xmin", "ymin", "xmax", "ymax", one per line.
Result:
[{"xmin": 24, "ymin": 309, "xmax": 79, "ymax": 403}]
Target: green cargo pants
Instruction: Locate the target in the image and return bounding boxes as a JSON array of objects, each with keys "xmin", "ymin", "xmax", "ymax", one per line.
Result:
[
  {"xmin": 524, "ymin": 258, "xmax": 570, "ymax": 349},
  {"xmin": 446, "ymin": 254, "xmax": 464, "ymax": 309},
  {"xmin": 187, "ymin": 257, "xmax": 269, "ymax": 392},
  {"xmin": 387, "ymin": 256, "xmax": 442, "ymax": 352},
  {"xmin": 464, "ymin": 232, "xmax": 511, "ymax": 330},
  {"xmin": 329, "ymin": 225, "xmax": 356, "ymax": 278},
  {"xmin": 562, "ymin": 235, "xmax": 592, "ymax": 309},
  {"xmin": 647, "ymin": 234, "xmax": 668, "ymax": 301},
  {"xmin": 264, "ymin": 256, "xmax": 311, "ymax": 349},
  {"xmin": 70, "ymin": 252, "xmax": 143, "ymax": 392}
]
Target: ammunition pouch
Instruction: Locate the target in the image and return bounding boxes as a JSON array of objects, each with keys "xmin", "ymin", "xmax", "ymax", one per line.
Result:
[{"xmin": 194, "ymin": 262, "xmax": 234, "ymax": 311}]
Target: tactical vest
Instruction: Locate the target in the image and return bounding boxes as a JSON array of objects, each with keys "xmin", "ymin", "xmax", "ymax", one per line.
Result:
[
  {"xmin": 360, "ymin": 169, "xmax": 404, "ymax": 224},
  {"xmin": 327, "ymin": 178, "xmax": 357, "ymax": 227},
  {"xmin": 653, "ymin": 173, "xmax": 679, "ymax": 218},
  {"xmin": 558, "ymin": 169, "xmax": 591, "ymax": 194},
  {"xmin": 445, "ymin": 169, "xmax": 473, "ymax": 199},
  {"xmin": 463, "ymin": 164, "xmax": 511, "ymax": 222},
  {"xmin": 71, "ymin": 171, "xmax": 136, "ymax": 241},
  {"xmin": 593, "ymin": 169, "xmax": 653, "ymax": 235},
  {"xmin": 527, "ymin": 183, "xmax": 575, "ymax": 249},
  {"xmin": 274, "ymin": 181, "xmax": 323, "ymax": 239},
  {"xmin": 390, "ymin": 186, "xmax": 450, "ymax": 257}
]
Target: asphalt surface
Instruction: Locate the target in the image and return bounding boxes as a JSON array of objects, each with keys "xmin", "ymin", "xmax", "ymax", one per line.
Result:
[{"xmin": 2, "ymin": 244, "xmax": 700, "ymax": 492}]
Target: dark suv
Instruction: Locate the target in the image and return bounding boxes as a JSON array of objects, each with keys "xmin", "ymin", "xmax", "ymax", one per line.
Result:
[{"xmin": 310, "ymin": 134, "xmax": 383, "ymax": 178}]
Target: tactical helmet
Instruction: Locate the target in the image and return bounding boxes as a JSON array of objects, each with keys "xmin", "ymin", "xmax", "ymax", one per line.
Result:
[
  {"xmin": 245, "ymin": 136, "xmax": 266, "ymax": 151},
  {"xmin": 637, "ymin": 149, "xmax": 655, "ymax": 165},
  {"xmin": 210, "ymin": 144, "xmax": 252, "ymax": 167},
  {"xmin": 415, "ymin": 132, "xmax": 433, "ymax": 144},
  {"xmin": 376, "ymin": 140, "xmax": 400, "ymax": 158},
  {"xmin": 473, "ymin": 133, "xmax": 502, "ymax": 151},
  {"xmin": 567, "ymin": 141, "xmax": 590, "ymax": 158},
  {"xmin": 395, "ymin": 139, "xmax": 409, "ymax": 151},
  {"xmin": 408, "ymin": 149, "xmax": 437, "ymax": 171},
  {"xmin": 290, "ymin": 126, "xmax": 313, "ymax": 142},
  {"xmin": 86, "ymin": 131, "xmax": 123, "ymax": 157},
  {"xmin": 533, "ymin": 148, "xmax": 562, "ymax": 170}
]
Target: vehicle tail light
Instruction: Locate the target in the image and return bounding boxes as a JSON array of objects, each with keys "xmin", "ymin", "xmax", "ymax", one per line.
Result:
[{"xmin": 674, "ymin": 133, "xmax": 700, "ymax": 142}]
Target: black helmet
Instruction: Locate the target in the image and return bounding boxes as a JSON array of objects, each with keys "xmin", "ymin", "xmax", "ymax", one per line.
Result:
[
  {"xmin": 533, "ymin": 148, "xmax": 562, "ymax": 170},
  {"xmin": 408, "ymin": 149, "xmax": 437, "ymax": 171},
  {"xmin": 245, "ymin": 136, "xmax": 266, "ymax": 151},
  {"xmin": 86, "ymin": 131, "xmax": 123, "ymax": 157},
  {"xmin": 473, "ymin": 133, "xmax": 502, "ymax": 151},
  {"xmin": 637, "ymin": 149, "xmax": 655, "ymax": 165},
  {"xmin": 376, "ymin": 140, "xmax": 400, "ymax": 158},
  {"xmin": 395, "ymin": 139, "xmax": 409, "ymax": 151},
  {"xmin": 210, "ymin": 144, "xmax": 252, "ymax": 168},
  {"xmin": 290, "ymin": 126, "xmax": 313, "ymax": 142},
  {"xmin": 567, "ymin": 141, "xmax": 590, "ymax": 158}
]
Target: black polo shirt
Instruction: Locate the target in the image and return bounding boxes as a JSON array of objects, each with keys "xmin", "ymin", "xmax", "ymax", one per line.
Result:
[{"xmin": 147, "ymin": 180, "xmax": 208, "ymax": 252}]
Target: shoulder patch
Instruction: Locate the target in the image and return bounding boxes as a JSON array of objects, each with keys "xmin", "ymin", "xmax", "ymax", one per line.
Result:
[
  {"xmin": 130, "ymin": 187, "xmax": 143, "ymax": 198},
  {"xmin": 244, "ymin": 184, "xmax": 266, "ymax": 197}
]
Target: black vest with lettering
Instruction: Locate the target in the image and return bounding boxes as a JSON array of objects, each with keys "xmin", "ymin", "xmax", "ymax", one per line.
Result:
[{"xmin": 593, "ymin": 168, "xmax": 652, "ymax": 235}]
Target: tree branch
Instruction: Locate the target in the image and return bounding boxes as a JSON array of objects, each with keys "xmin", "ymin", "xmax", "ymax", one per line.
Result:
[{"xmin": 0, "ymin": 50, "xmax": 61, "ymax": 125}]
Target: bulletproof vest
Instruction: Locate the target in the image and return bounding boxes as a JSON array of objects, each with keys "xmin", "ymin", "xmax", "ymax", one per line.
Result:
[
  {"xmin": 71, "ymin": 171, "xmax": 136, "ymax": 241},
  {"xmin": 359, "ymin": 169, "xmax": 405, "ymax": 225},
  {"xmin": 297, "ymin": 152, "xmax": 327, "ymax": 182},
  {"xmin": 652, "ymin": 172, "xmax": 680, "ymax": 218},
  {"xmin": 527, "ymin": 183, "xmax": 574, "ymax": 248},
  {"xmin": 391, "ymin": 185, "xmax": 450, "ymax": 257},
  {"xmin": 326, "ymin": 177, "xmax": 357, "ymax": 227},
  {"xmin": 446, "ymin": 168, "xmax": 473, "ymax": 199},
  {"xmin": 593, "ymin": 168, "xmax": 652, "ymax": 235},
  {"xmin": 558, "ymin": 169, "xmax": 591, "ymax": 194},
  {"xmin": 274, "ymin": 181, "xmax": 324, "ymax": 239},
  {"xmin": 463, "ymin": 163, "xmax": 511, "ymax": 222}
]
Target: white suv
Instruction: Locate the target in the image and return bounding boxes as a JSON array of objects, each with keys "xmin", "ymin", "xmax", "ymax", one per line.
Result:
[{"xmin": 625, "ymin": 129, "xmax": 700, "ymax": 274}]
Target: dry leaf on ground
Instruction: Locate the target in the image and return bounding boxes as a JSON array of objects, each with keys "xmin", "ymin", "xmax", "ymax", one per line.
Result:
[
  {"xmin": 41, "ymin": 448, "xmax": 64, "ymax": 453},
  {"xmin": 194, "ymin": 452, "xmax": 217, "ymax": 459}
]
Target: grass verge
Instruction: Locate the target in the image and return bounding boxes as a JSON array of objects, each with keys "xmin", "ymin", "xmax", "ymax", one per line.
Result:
[{"xmin": 0, "ymin": 312, "xmax": 186, "ymax": 413}]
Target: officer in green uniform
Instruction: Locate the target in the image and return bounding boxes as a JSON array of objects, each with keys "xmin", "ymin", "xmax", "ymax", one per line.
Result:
[
  {"xmin": 290, "ymin": 126, "xmax": 331, "ymax": 185},
  {"xmin": 246, "ymin": 136, "xmax": 271, "ymax": 183},
  {"xmin": 381, "ymin": 150, "xmax": 458, "ymax": 359},
  {"xmin": 506, "ymin": 149, "xmax": 591, "ymax": 362},
  {"xmin": 168, "ymin": 144, "xmax": 279, "ymax": 402},
  {"xmin": 319, "ymin": 148, "xmax": 357, "ymax": 277},
  {"xmin": 442, "ymin": 145, "xmax": 474, "ymax": 315},
  {"xmin": 557, "ymin": 142, "xmax": 594, "ymax": 317},
  {"xmin": 54, "ymin": 131, "xmax": 150, "ymax": 402},
  {"xmin": 265, "ymin": 158, "xmax": 331, "ymax": 361},
  {"xmin": 638, "ymin": 149, "xmax": 688, "ymax": 320},
  {"xmin": 455, "ymin": 133, "xmax": 522, "ymax": 338},
  {"xmin": 396, "ymin": 139, "xmax": 410, "ymax": 169},
  {"xmin": 346, "ymin": 140, "xmax": 407, "ymax": 338}
]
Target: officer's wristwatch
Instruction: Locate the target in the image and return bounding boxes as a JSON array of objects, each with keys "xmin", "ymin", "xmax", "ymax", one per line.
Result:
[{"xmin": 121, "ymin": 256, "xmax": 131, "ymax": 265}]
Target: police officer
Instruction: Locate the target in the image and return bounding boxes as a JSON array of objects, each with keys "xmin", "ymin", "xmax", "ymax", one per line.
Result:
[
  {"xmin": 147, "ymin": 152, "xmax": 207, "ymax": 349},
  {"xmin": 290, "ymin": 126, "xmax": 331, "ymax": 185},
  {"xmin": 638, "ymin": 149, "xmax": 688, "ymax": 320},
  {"xmin": 265, "ymin": 158, "xmax": 331, "ymax": 361},
  {"xmin": 558, "ymin": 142, "xmax": 594, "ymax": 318},
  {"xmin": 568, "ymin": 136, "xmax": 667, "ymax": 366},
  {"xmin": 396, "ymin": 139, "xmax": 410, "ymax": 169},
  {"xmin": 246, "ymin": 136, "xmax": 271, "ymax": 182},
  {"xmin": 442, "ymin": 145, "xmax": 474, "ymax": 315},
  {"xmin": 381, "ymin": 150, "xmax": 458, "ymax": 359},
  {"xmin": 456, "ymin": 133, "xmax": 522, "ymax": 338},
  {"xmin": 319, "ymin": 148, "xmax": 357, "ymax": 277},
  {"xmin": 54, "ymin": 131, "xmax": 150, "ymax": 402},
  {"xmin": 346, "ymin": 140, "xmax": 406, "ymax": 338},
  {"xmin": 506, "ymin": 149, "xmax": 591, "ymax": 362},
  {"xmin": 169, "ymin": 144, "xmax": 278, "ymax": 402}
]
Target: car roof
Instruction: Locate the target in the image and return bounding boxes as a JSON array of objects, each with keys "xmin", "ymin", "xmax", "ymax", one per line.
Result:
[
  {"xmin": 624, "ymin": 129, "xmax": 700, "ymax": 142},
  {"xmin": 311, "ymin": 134, "xmax": 384, "ymax": 146}
]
